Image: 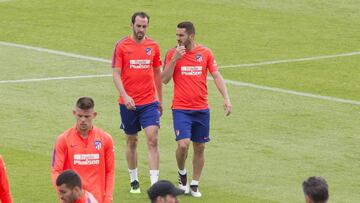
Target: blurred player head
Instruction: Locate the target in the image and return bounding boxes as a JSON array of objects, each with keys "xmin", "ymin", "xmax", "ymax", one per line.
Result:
[
  {"xmin": 176, "ymin": 21, "xmax": 195, "ymax": 48},
  {"xmin": 73, "ymin": 97, "xmax": 97, "ymax": 133},
  {"xmin": 302, "ymin": 176, "xmax": 329, "ymax": 203},
  {"xmin": 131, "ymin": 11, "xmax": 150, "ymax": 41},
  {"xmin": 56, "ymin": 170, "xmax": 83, "ymax": 203},
  {"xmin": 147, "ymin": 180, "xmax": 184, "ymax": 203}
]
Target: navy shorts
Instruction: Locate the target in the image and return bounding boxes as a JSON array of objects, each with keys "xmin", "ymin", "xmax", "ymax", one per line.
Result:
[
  {"xmin": 119, "ymin": 101, "xmax": 160, "ymax": 135},
  {"xmin": 172, "ymin": 109, "xmax": 210, "ymax": 143}
]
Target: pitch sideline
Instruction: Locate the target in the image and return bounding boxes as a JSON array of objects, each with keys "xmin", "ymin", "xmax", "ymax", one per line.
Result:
[{"xmin": 1, "ymin": 41, "xmax": 359, "ymax": 105}]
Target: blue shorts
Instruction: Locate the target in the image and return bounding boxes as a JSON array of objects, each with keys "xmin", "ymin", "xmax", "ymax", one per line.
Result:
[
  {"xmin": 172, "ymin": 109, "xmax": 210, "ymax": 143},
  {"xmin": 119, "ymin": 101, "xmax": 160, "ymax": 135}
]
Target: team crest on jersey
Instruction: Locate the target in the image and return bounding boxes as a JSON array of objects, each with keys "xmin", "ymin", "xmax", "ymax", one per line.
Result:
[
  {"xmin": 176, "ymin": 130, "xmax": 180, "ymax": 136},
  {"xmin": 94, "ymin": 140, "xmax": 102, "ymax": 150},
  {"xmin": 146, "ymin": 47, "xmax": 152, "ymax": 56},
  {"xmin": 195, "ymin": 54, "xmax": 202, "ymax": 62}
]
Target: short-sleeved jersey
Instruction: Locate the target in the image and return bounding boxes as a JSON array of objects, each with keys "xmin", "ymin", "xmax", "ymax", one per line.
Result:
[
  {"xmin": 74, "ymin": 190, "xmax": 98, "ymax": 203},
  {"xmin": 52, "ymin": 126, "xmax": 115, "ymax": 203},
  {"xmin": 112, "ymin": 36, "xmax": 162, "ymax": 105},
  {"xmin": 164, "ymin": 45, "xmax": 218, "ymax": 110},
  {"xmin": 0, "ymin": 155, "xmax": 12, "ymax": 203}
]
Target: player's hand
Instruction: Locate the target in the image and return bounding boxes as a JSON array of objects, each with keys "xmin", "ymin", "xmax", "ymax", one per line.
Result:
[
  {"xmin": 172, "ymin": 45, "xmax": 186, "ymax": 61},
  {"xmin": 158, "ymin": 103, "xmax": 163, "ymax": 117},
  {"xmin": 123, "ymin": 95, "xmax": 136, "ymax": 110},
  {"xmin": 223, "ymin": 98, "xmax": 232, "ymax": 116}
]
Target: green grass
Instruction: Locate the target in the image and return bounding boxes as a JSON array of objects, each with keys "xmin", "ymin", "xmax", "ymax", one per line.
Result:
[{"xmin": 1, "ymin": 0, "xmax": 360, "ymax": 202}]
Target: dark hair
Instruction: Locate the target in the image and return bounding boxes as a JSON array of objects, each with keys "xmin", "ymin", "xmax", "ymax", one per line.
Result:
[
  {"xmin": 76, "ymin": 97, "xmax": 94, "ymax": 110},
  {"xmin": 148, "ymin": 180, "xmax": 184, "ymax": 202},
  {"xmin": 131, "ymin": 11, "xmax": 150, "ymax": 24},
  {"xmin": 177, "ymin": 21, "xmax": 195, "ymax": 35},
  {"xmin": 56, "ymin": 170, "xmax": 82, "ymax": 189},
  {"xmin": 302, "ymin": 176, "xmax": 329, "ymax": 203}
]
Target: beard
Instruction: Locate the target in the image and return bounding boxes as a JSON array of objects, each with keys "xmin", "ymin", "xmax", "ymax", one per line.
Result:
[{"xmin": 135, "ymin": 31, "xmax": 145, "ymax": 40}]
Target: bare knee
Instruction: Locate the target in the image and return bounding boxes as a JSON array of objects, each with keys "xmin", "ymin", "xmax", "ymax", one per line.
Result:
[
  {"xmin": 147, "ymin": 135, "xmax": 158, "ymax": 149},
  {"xmin": 127, "ymin": 136, "xmax": 138, "ymax": 149},
  {"xmin": 193, "ymin": 142, "xmax": 205, "ymax": 154},
  {"xmin": 177, "ymin": 139, "xmax": 191, "ymax": 153}
]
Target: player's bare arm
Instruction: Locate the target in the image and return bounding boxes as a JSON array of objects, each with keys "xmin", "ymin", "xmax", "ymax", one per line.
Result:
[
  {"xmin": 161, "ymin": 45, "xmax": 186, "ymax": 84},
  {"xmin": 153, "ymin": 67, "xmax": 163, "ymax": 116},
  {"xmin": 210, "ymin": 71, "xmax": 232, "ymax": 116},
  {"xmin": 112, "ymin": 68, "xmax": 136, "ymax": 110}
]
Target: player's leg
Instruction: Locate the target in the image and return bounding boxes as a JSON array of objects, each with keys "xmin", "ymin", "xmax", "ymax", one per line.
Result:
[
  {"xmin": 144, "ymin": 125, "xmax": 160, "ymax": 185},
  {"xmin": 190, "ymin": 142, "xmax": 205, "ymax": 197},
  {"xmin": 189, "ymin": 109, "xmax": 210, "ymax": 197},
  {"xmin": 139, "ymin": 101, "xmax": 161, "ymax": 185},
  {"xmin": 172, "ymin": 109, "xmax": 192, "ymax": 194},
  {"xmin": 120, "ymin": 104, "xmax": 142, "ymax": 193}
]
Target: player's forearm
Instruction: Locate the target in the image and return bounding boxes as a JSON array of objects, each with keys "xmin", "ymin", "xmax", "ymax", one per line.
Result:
[
  {"xmin": 213, "ymin": 73, "xmax": 230, "ymax": 100},
  {"xmin": 104, "ymin": 172, "xmax": 115, "ymax": 203},
  {"xmin": 112, "ymin": 70, "xmax": 128, "ymax": 97},
  {"xmin": 154, "ymin": 69, "xmax": 163, "ymax": 103},
  {"xmin": 161, "ymin": 59, "xmax": 176, "ymax": 84},
  {"xmin": 104, "ymin": 143, "xmax": 115, "ymax": 203}
]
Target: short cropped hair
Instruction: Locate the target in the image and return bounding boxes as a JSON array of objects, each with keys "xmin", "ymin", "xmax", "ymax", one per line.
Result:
[
  {"xmin": 177, "ymin": 21, "xmax": 195, "ymax": 35},
  {"xmin": 56, "ymin": 170, "xmax": 82, "ymax": 189},
  {"xmin": 302, "ymin": 176, "xmax": 329, "ymax": 203},
  {"xmin": 131, "ymin": 11, "xmax": 150, "ymax": 24},
  {"xmin": 76, "ymin": 97, "xmax": 94, "ymax": 110}
]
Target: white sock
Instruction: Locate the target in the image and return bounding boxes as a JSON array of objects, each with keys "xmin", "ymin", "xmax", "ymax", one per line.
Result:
[
  {"xmin": 178, "ymin": 168, "xmax": 187, "ymax": 175},
  {"xmin": 128, "ymin": 168, "xmax": 138, "ymax": 183},
  {"xmin": 190, "ymin": 180, "xmax": 199, "ymax": 186},
  {"xmin": 150, "ymin": 170, "xmax": 159, "ymax": 185}
]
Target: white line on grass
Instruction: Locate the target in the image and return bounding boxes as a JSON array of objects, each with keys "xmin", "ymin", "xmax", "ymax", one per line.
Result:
[
  {"xmin": 1, "ymin": 41, "xmax": 359, "ymax": 105},
  {"xmin": 220, "ymin": 78, "xmax": 360, "ymax": 105},
  {"xmin": 1, "ymin": 74, "xmax": 359, "ymax": 105},
  {"xmin": 0, "ymin": 41, "xmax": 111, "ymax": 63},
  {"xmin": 0, "ymin": 74, "xmax": 111, "ymax": 84},
  {"xmin": 221, "ymin": 51, "xmax": 360, "ymax": 68},
  {"xmin": 2, "ymin": 41, "xmax": 360, "ymax": 68}
]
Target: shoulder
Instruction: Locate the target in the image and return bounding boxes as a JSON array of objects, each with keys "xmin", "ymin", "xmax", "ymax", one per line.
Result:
[
  {"xmin": 197, "ymin": 44, "xmax": 213, "ymax": 54},
  {"xmin": 145, "ymin": 37, "xmax": 160, "ymax": 47},
  {"xmin": 93, "ymin": 127, "xmax": 113, "ymax": 140},
  {"xmin": 165, "ymin": 47, "xmax": 176, "ymax": 56},
  {"xmin": 114, "ymin": 36, "xmax": 130, "ymax": 48},
  {"xmin": 56, "ymin": 128, "xmax": 74, "ymax": 143}
]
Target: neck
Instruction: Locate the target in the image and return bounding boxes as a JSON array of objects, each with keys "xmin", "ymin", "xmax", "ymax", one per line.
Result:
[
  {"xmin": 76, "ymin": 126, "xmax": 92, "ymax": 138},
  {"xmin": 186, "ymin": 41, "xmax": 196, "ymax": 51},
  {"xmin": 131, "ymin": 34, "xmax": 145, "ymax": 44}
]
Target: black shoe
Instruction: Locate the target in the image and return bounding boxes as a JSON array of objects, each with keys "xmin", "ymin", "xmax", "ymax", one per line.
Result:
[
  {"xmin": 178, "ymin": 172, "xmax": 189, "ymax": 194},
  {"xmin": 130, "ymin": 180, "xmax": 141, "ymax": 193}
]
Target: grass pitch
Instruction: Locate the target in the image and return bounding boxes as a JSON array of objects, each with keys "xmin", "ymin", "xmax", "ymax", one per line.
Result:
[{"xmin": 1, "ymin": 0, "xmax": 359, "ymax": 202}]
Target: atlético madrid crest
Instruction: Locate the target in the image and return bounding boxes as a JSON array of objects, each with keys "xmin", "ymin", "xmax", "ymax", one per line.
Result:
[
  {"xmin": 146, "ymin": 47, "xmax": 152, "ymax": 56},
  {"xmin": 195, "ymin": 54, "xmax": 202, "ymax": 62},
  {"xmin": 94, "ymin": 140, "xmax": 102, "ymax": 150}
]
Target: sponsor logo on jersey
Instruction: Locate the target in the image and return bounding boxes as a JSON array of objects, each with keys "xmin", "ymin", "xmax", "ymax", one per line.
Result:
[
  {"xmin": 130, "ymin": 59, "xmax": 151, "ymax": 69},
  {"xmin": 181, "ymin": 66, "xmax": 203, "ymax": 76},
  {"xmin": 195, "ymin": 54, "xmax": 202, "ymax": 62},
  {"xmin": 74, "ymin": 154, "xmax": 100, "ymax": 165},
  {"xmin": 146, "ymin": 47, "xmax": 152, "ymax": 56},
  {"xmin": 94, "ymin": 140, "xmax": 102, "ymax": 150}
]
